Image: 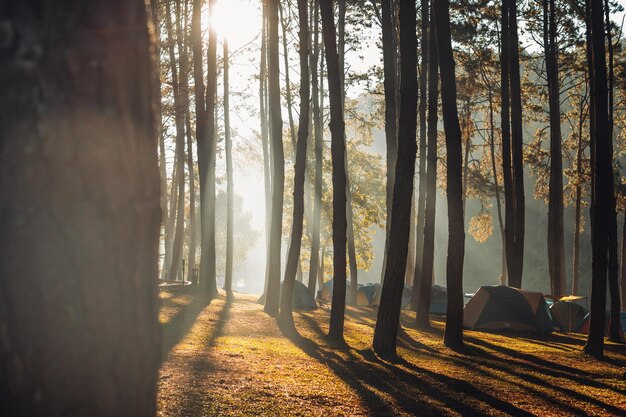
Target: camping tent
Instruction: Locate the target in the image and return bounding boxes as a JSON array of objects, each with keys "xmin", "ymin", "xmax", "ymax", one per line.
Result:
[
  {"xmin": 356, "ymin": 283, "xmax": 380, "ymax": 306},
  {"xmin": 430, "ymin": 285, "xmax": 447, "ymax": 315},
  {"xmin": 550, "ymin": 301, "xmax": 587, "ymax": 332},
  {"xmin": 257, "ymin": 280, "xmax": 317, "ymax": 311},
  {"xmin": 318, "ymin": 279, "xmax": 357, "ymax": 303},
  {"xmin": 371, "ymin": 285, "xmax": 412, "ymax": 310},
  {"xmin": 577, "ymin": 311, "xmax": 625, "ymax": 338},
  {"xmin": 463, "ymin": 285, "xmax": 554, "ymax": 333}
]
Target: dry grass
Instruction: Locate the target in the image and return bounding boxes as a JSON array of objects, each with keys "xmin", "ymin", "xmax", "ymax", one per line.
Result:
[{"xmin": 158, "ymin": 289, "xmax": 626, "ymax": 416}]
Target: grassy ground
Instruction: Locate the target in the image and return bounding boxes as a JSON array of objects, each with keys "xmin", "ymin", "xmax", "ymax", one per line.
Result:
[{"xmin": 157, "ymin": 289, "xmax": 626, "ymax": 416}]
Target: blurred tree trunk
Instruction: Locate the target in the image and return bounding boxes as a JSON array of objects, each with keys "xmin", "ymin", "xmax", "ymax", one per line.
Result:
[
  {"xmin": 280, "ymin": 0, "xmax": 311, "ymax": 329},
  {"xmin": 163, "ymin": 157, "xmax": 179, "ymax": 280},
  {"xmin": 308, "ymin": 0, "xmax": 324, "ymax": 296},
  {"xmin": 178, "ymin": 0, "xmax": 197, "ymax": 283},
  {"xmin": 264, "ymin": 0, "xmax": 286, "ymax": 316},
  {"xmin": 412, "ymin": 0, "xmax": 429, "ymax": 302},
  {"xmin": 0, "ymin": 1, "xmax": 161, "ymax": 414},
  {"xmin": 434, "ymin": 0, "xmax": 465, "ymax": 350},
  {"xmin": 224, "ymin": 40, "xmax": 234, "ymax": 294},
  {"xmin": 585, "ymin": 0, "xmax": 610, "ymax": 359},
  {"xmin": 198, "ymin": 0, "xmax": 218, "ymax": 298},
  {"xmin": 509, "ymin": 0, "xmax": 525, "ymax": 288},
  {"xmin": 165, "ymin": 0, "xmax": 187, "ymax": 282},
  {"xmin": 415, "ymin": 4, "xmax": 437, "ymax": 328},
  {"xmin": 544, "ymin": 0, "xmax": 566, "ymax": 300},
  {"xmin": 380, "ymin": 0, "xmax": 399, "ymax": 283},
  {"xmin": 373, "ymin": 0, "xmax": 418, "ymax": 357},
  {"xmin": 191, "ymin": 0, "xmax": 206, "ymax": 288},
  {"xmin": 319, "ymin": 0, "xmax": 348, "ymax": 341}
]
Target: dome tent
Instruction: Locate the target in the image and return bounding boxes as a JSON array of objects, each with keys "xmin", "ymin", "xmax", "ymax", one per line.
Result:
[
  {"xmin": 371, "ymin": 285, "xmax": 412, "ymax": 310},
  {"xmin": 463, "ymin": 285, "xmax": 554, "ymax": 333},
  {"xmin": 258, "ymin": 280, "xmax": 317, "ymax": 311},
  {"xmin": 429, "ymin": 284, "xmax": 447, "ymax": 315},
  {"xmin": 356, "ymin": 283, "xmax": 380, "ymax": 306},
  {"xmin": 550, "ymin": 300, "xmax": 587, "ymax": 332}
]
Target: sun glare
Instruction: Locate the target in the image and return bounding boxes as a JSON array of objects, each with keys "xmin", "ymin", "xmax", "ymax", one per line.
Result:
[{"xmin": 208, "ymin": 0, "xmax": 261, "ymax": 47}]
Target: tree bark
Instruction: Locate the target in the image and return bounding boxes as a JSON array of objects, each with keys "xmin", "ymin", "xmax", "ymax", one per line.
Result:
[
  {"xmin": 280, "ymin": 0, "xmax": 311, "ymax": 330},
  {"xmin": 380, "ymin": 0, "xmax": 399, "ymax": 283},
  {"xmin": 572, "ymin": 82, "xmax": 587, "ymax": 295},
  {"xmin": 412, "ymin": 0, "xmax": 430, "ymax": 305},
  {"xmin": 509, "ymin": 0, "xmax": 525, "ymax": 288},
  {"xmin": 264, "ymin": 0, "xmax": 286, "ymax": 316},
  {"xmin": 0, "ymin": 1, "xmax": 161, "ymax": 414},
  {"xmin": 584, "ymin": 0, "xmax": 610, "ymax": 358},
  {"xmin": 415, "ymin": 5, "xmax": 438, "ymax": 328},
  {"xmin": 308, "ymin": 0, "xmax": 323, "ymax": 296},
  {"xmin": 373, "ymin": 0, "xmax": 418, "ymax": 357},
  {"xmin": 544, "ymin": 0, "xmax": 566, "ymax": 300},
  {"xmin": 319, "ymin": 0, "xmax": 348, "ymax": 341},
  {"xmin": 198, "ymin": 0, "xmax": 218, "ymax": 299},
  {"xmin": 434, "ymin": 0, "xmax": 465, "ymax": 350}
]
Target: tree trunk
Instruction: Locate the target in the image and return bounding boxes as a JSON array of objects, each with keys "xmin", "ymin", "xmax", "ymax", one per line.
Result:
[
  {"xmin": 584, "ymin": 0, "xmax": 610, "ymax": 359},
  {"xmin": 0, "ymin": 1, "xmax": 161, "ymax": 414},
  {"xmin": 224, "ymin": 40, "xmax": 234, "ymax": 294},
  {"xmin": 191, "ymin": 0, "xmax": 206, "ymax": 288},
  {"xmin": 380, "ymin": 0, "xmax": 399, "ymax": 283},
  {"xmin": 264, "ymin": 0, "xmax": 286, "ymax": 316},
  {"xmin": 621, "ymin": 211, "xmax": 626, "ymax": 309},
  {"xmin": 415, "ymin": 5, "xmax": 438, "ymax": 328},
  {"xmin": 572, "ymin": 82, "xmax": 587, "ymax": 295},
  {"xmin": 319, "ymin": 0, "xmax": 348, "ymax": 341},
  {"xmin": 162, "ymin": 156, "xmax": 179, "ymax": 280},
  {"xmin": 179, "ymin": 0, "xmax": 197, "ymax": 284},
  {"xmin": 604, "ymin": 0, "xmax": 621, "ymax": 342},
  {"xmin": 412, "ymin": 0, "xmax": 429, "ymax": 305},
  {"xmin": 434, "ymin": 0, "xmax": 465, "ymax": 350},
  {"xmin": 280, "ymin": 0, "xmax": 311, "ymax": 330},
  {"xmin": 198, "ymin": 0, "xmax": 218, "ymax": 299},
  {"xmin": 165, "ymin": 0, "xmax": 187, "ymax": 283},
  {"xmin": 308, "ymin": 0, "xmax": 323, "ymax": 296},
  {"xmin": 373, "ymin": 0, "xmax": 418, "ymax": 358},
  {"xmin": 500, "ymin": 0, "xmax": 515, "ymax": 288},
  {"xmin": 544, "ymin": 0, "xmax": 566, "ymax": 300},
  {"xmin": 509, "ymin": 0, "xmax": 525, "ymax": 288}
]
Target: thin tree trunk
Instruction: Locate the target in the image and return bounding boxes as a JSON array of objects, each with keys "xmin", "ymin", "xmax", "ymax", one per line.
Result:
[
  {"xmin": 544, "ymin": 0, "xmax": 566, "ymax": 300},
  {"xmin": 509, "ymin": 0, "xmax": 525, "ymax": 288},
  {"xmin": 584, "ymin": 0, "xmax": 610, "ymax": 358},
  {"xmin": 572, "ymin": 82, "xmax": 587, "ymax": 295},
  {"xmin": 0, "ymin": 1, "xmax": 160, "ymax": 413},
  {"xmin": 280, "ymin": 0, "xmax": 311, "ymax": 330},
  {"xmin": 415, "ymin": 5, "xmax": 438, "ymax": 328},
  {"xmin": 604, "ymin": 0, "xmax": 621, "ymax": 341},
  {"xmin": 435, "ymin": 0, "xmax": 465, "ymax": 350},
  {"xmin": 180, "ymin": 0, "xmax": 197, "ymax": 283},
  {"xmin": 165, "ymin": 0, "xmax": 187, "ymax": 283},
  {"xmin": 224, "ymin": 39, "xmax": 234, "ymax": 294},
  {"xmin": 264, "ymin": 0, "xmax": 286, "ymax": 316},
  {"xmin": 308, "ymin": 0, "xmax": 323, "ymax": 296},
  {"xmin": 500, "ymin": 0, "xmax": 515, "ymax": 288},
  {"xmin": 280, "ymin": 2, "xmax": 298, "ymax": 153},
  {"xmin": 412, "ymin": 0, "xmax": 429, "ymax": 305},
  {"xmin": 621, "ymin": 211, "xmax": 626, "ymax": 308},
  {"xmin": 373, "ymin": 0, "xmax": 418, "ymax": 357},
  {"xmin": 319, "ymin": 0, "xmax": 348, "ymax": 341},
  {"xmin": 163, "ymin": 156, "xmax": 179, "ymax": 280},
  {"xmin": 380, "ymin": 0, "xmax": 399, "ymax": 284},
  {"xmin": 198, "ymin": 0, "xmax": 218, "ymax": 299}
]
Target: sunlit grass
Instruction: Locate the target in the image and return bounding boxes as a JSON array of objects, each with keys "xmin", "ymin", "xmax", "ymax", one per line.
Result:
[{"xmin": 158, "ymin": 290, "xmax": 626, "ymax": 417}]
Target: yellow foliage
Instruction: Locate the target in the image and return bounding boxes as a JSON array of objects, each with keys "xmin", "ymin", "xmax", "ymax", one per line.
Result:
[{"xmin": 467, "ymin": 211, "xmax": 493, "ymax": 243}]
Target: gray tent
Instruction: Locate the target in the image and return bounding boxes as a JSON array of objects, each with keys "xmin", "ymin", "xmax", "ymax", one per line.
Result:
[
  {"xmin": 258, "ymin": 280, "xmax": 317, "ymax": 311},
  {"xmin": 371, "ymin": 285, "xmax": 412, "ymax": 309},
  {"xmin": 357, "ymin": 283, "xmax": 380, "ymax": 306}
]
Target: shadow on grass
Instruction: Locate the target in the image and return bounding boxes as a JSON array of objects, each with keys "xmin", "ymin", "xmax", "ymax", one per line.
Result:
[{"xmin": 160, "ymin": 290, "xmax": 232, "ymax": 360}]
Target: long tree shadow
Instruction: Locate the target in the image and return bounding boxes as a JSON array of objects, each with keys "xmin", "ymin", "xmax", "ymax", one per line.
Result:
[
  {"xmin": 160, "ymin": 291, "xmax": 233, "ymax": 359},
  {"xmin": 293, "ymin": 314, "xmax": 538, "ymax": 416}
]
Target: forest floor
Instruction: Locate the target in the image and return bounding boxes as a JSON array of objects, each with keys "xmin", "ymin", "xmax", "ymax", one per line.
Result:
[{"xmin": 157, "ymin": 288, "xmax": 626, "ymax": 417}]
